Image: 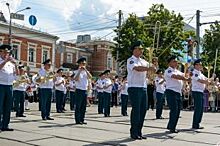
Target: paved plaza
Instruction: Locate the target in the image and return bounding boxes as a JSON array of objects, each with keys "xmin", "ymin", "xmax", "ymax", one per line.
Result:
[{"xmin": 0, "ymin": 103, "xmax": 220, "ymax": 146}]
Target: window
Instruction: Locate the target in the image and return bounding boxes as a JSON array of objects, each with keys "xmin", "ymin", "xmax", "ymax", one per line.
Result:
[
  {"xmin": 11, "ymin": 44, "xmax": 19, "ymax": 60},
  {"xmin": 107, "ymin": 52, "xmax": 112, "ymax": 70},
  {"xmin": 28, "ymin": 43, "xmax": 36, "ymax": 64},
  {"xmin": 41, "ymin": 46, "xmax": 50, "ymax": 63},
  {"xmin": 29, "ymin": 48, "xmax": 34, "ymax": 62},
  {"xmin": 66, "ymin": 53, "xmax": 73, "ymax": 63},
  {"xmin": 0, "ymin": 37, "xmax": 3, "ymax": 45},
  {"xmin": 42, "ymin": 50, "xmax": 48, "ymax": 62}
]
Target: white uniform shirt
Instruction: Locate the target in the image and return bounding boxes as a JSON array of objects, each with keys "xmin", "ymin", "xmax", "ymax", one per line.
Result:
[
  {"xmin": 103, "ymin": 78, "xmax": 112, "ymax": 93},
  {"xmin": 38, "ymin": 68, "xmax": 54, "ymax": 89},
  {"xmin": 154, "ymin": 76, "xmax": 166, "ymax": 94},
  {"xmin": 55, "ymin": 76, "xmax": 65, "ymax": 91},
  {"xmin": 74, "ymin": 69, "xmax": 88, "ymax": 90},
  {"xmin": 13, "ymin": 74, "xmax": 29, "ymax": 91},
  {"xmin": 0, "ymin": 57, "xmax": 16, "ymax": 85},
  {"xmin": 164, "ymin": 66, "xmax": 184, "ymax": 94},
  {"xmin": 121, "ymin": 82, "xmax": 128, "ymax": 95},
  {"xmin": 96, "ymin": 79, "xmax": 104, "ymax": 93},
  {"xmin": 69, "ymin": 80, "xmax": 76, "ymax": 92},
  {"xmin": 127, "ymin": 55, "xmax": 149, "ymax": 88},
  {"xmin": 30, "ymin": 83, "xmax": 37, "ymax": 92},
  {"xmin": 192, "ymin": 69, "xmax": 206, "ymax": 92}
]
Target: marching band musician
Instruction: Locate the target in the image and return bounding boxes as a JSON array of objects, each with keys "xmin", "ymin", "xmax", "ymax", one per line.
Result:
[
  {"xmin": 74, "ymin": 57, "xmax": 92, "ymax": 125},
  {"xmin": 102, "ymin": 70, "xmax": 112, "ymax": 117},
  {"xmin": 154, "ymin": 69, "xmax": 166, "ymax": 119},
  {"xmin": 96, "ymin": 72, "xmax": 105, "ymax": 114},
  {"xmin": 191, "ymin": 59, "xmax": 210, "ymax": 129},
  {"xmin": 13, "ymin": 64, "xmax": 29, "ymax": 117},
  {"xmin": 38, "ymin": 59, "xmax": 54, "ymax": 120},
  {"xmin": 127, "ymin": 40, "xmax": 156, "ymax": 140},
  {"xmin": 120, "ymin": 76, "xmax": 129, "ymax": 116},
  {"xmin": 0, "ymin": 44, "xmax": 16, "ymax": 131},
  {"xmin": 55, "ymin": 69, "xmax": 65, "ymax": 113},
  {"xmin": 69, "ymin": 73, "xmax": 76, "ymax": 111},
  {"xmin": 62, "ymin": 74, "xmax": 68, "ymax": 111},
  {"xmin": 164, "ymin": 56, "xmax": 191, "ymax": 133}
]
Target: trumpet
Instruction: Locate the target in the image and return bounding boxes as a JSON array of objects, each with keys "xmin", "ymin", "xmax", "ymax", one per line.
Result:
[{"xmin": 13, "ymin": 74, "xmax": 29, "ymax": 88}]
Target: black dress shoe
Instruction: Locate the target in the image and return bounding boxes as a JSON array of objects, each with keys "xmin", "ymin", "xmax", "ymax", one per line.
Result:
[
  {"xmin": 75, "ymin": 122, "xmax": 81, "ymax": 125},
  {"xmin": 46, "ymin": 117, "xmax": 54, "ymax": 120},
  {"xmin": 42, "ymin": 117, "xmax": 47, "ymax": 120},
  {"xmin": 130, "ymin": 135, "xmax": 142, "ymax": 140},
  {"xmin": 2, "ymin": 128, "xmax": 14, "ymax": 131},
  {"xmin": 140, "ymin": 136, "xmax": 147, "ymax": 139},
  {"xmin": 19, "ymin": 115, "xmax": 26, "ymax": 117},
  {"xmin": 169, "ymin": 129, "xmax": 179, "ymax": 133},
  {"xmin": 192, "ymin": 126, "xmax": 204, "ymax": 129},
  {"xmin": 81, "ymin": 122, "xmax": 87, "ymax": 125}
]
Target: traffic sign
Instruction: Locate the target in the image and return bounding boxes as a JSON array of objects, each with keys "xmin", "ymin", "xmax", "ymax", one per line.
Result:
[
  {"xmin": 11, "ymin": 13, "xmax": 24, "ymax": 20},
  {"xmin": 29, "ymin": 15, "xmax": 37, "ymax": 26}
]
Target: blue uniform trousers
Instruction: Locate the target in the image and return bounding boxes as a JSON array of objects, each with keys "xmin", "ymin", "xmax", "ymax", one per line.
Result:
[
  {"xmin": 121, "ymin": 94, "xmax": 128, "ymax": 116},
  {"xmin": 166, "ymin": 89, "xmax": 181, "ymax": 130},
  {"xmin": 40, "ymin": 88, "xmax": 52, "ymax": 119},
  {"xmin": 192, "ymin": 91, "xmax": 204, "ymax": 128},
  {"xmin": 97, "ymin": 92, "xmax": 104, "ymax": 114},
  {"xmin": 75, "ymin": 89, "xmax": 87, "ymax": 123},
  {"xmin": 103, "ymin": 92, "xmax": 111, "ymax": 117},
  {"xmin": 55, "ymin": 90, "xmax": 64, "ymax": 112},
  {"xmin": 13, "ymin": 90, "xmax": 25, "ymax": 116},
  {"xmin": 156, "ymin": 92, "xmax": 164, "ymax": 119},
  {"xmin": 0, "ymin": 85, "xmax": 13, "ymax": 129},
  {"xmin": 70, "ymin": 91, "xmax": 76, "ymax": 110},
  {"xmin": 128, "ymin": 87, "xmax": 147, "ymax": 137}
]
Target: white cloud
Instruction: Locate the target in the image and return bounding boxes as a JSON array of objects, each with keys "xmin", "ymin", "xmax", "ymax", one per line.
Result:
[{"xmin": 100, "ymin": 0, "xmax": 152, "ymax": 17}]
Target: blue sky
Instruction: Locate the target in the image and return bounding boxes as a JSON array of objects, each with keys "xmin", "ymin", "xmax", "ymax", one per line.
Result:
[{"xmin": 1, "ymin": 0, "xmax": 220, "ymax": 41}]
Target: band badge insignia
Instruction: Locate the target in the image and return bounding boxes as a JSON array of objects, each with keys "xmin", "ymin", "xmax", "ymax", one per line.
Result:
[
  {"xmin": 195, "ymin": 74, "xmax": 198, "ymax": 77},
  {"xmin": 168, "ymin": 70, "xmax": 172, "ymax": 73},
  {"xmin": 130, "ymin": 60, "xmax": 134, "ymax": 64}
]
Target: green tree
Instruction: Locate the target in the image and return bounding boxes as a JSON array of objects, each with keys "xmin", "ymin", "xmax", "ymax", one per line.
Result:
[
  {"xmin": 113, "ymin": 4, "xmax": 193, "ymax": 71},
  {"xmin": 202, "ymin": 22, "xmax": 220, "ymax": 76},
  {"xmin": 112, "ymin": 13, "xmax": 148, "ymax": 65}
]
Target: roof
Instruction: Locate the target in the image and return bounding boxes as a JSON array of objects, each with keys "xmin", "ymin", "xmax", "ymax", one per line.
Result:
[{"xmin": 0, "ymin": 21, "xmax": 59, "ymax": 40}]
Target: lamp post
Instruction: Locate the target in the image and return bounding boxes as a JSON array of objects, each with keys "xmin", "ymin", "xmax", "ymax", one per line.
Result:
[{"xmin": 6, "ymin": 3, "xmax": 30, "ymax": 46}]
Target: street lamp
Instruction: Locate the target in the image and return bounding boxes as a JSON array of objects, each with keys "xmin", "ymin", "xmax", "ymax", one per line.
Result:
[{"xmin": 6, "ymin": 3, "xmax": 31, "ymax": 46}]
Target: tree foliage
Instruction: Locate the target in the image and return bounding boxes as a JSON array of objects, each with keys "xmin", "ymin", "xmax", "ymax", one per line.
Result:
[
  {"xmin": 202, "ymin": 22, "xmax": 220, "ymax": 76},
  {"xmin": 113, "ymin": 4, "xmax": 194, "ymax": 70}
]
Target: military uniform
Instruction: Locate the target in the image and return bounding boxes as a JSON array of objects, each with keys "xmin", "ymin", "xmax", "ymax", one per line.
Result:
[
  {"xmin": 103, "ymin": 70, "xmax": 112, "ymax": 117},
  {"xmin": 13, "ymin": 71, "xmax": 28, "ymax": 117},
  {"xmin": 192, "ymin": 60, "xmax": 206, "ymax": 129},
  {"xmin": 0, "ymin": 44, "xmax": 16, "ymax": 131},
  {"xmin": 127, "ymin": 43, "xmax": 149, "ymax": 140},
  {"xmin": 74, "ymin": 57, "xmax": 90, "ymax": 124},
  {"xmin": 120, "ymin": 78, "xmax": 128, "ymax": 116},
  {"xmin": 69, "ymin": 77, "xmax": 76, "ymax": 110},
  {"xmin": 96, "ymin": 75, "xmax": 104, "ymax": 114},
  {"xmin": 164, "ymin": 66, "xmax": 184, "ymax": 132},
  {"xmin": 55, "ymin": 73, "xmax": 65, "ymax": 113},
  {"xmin": 154, "ymin": 72, "xmax": 165, "ymax": 119},
  {"xmin": 38, "ymin": 59, "xmax": 54, "ymax": 120}
]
